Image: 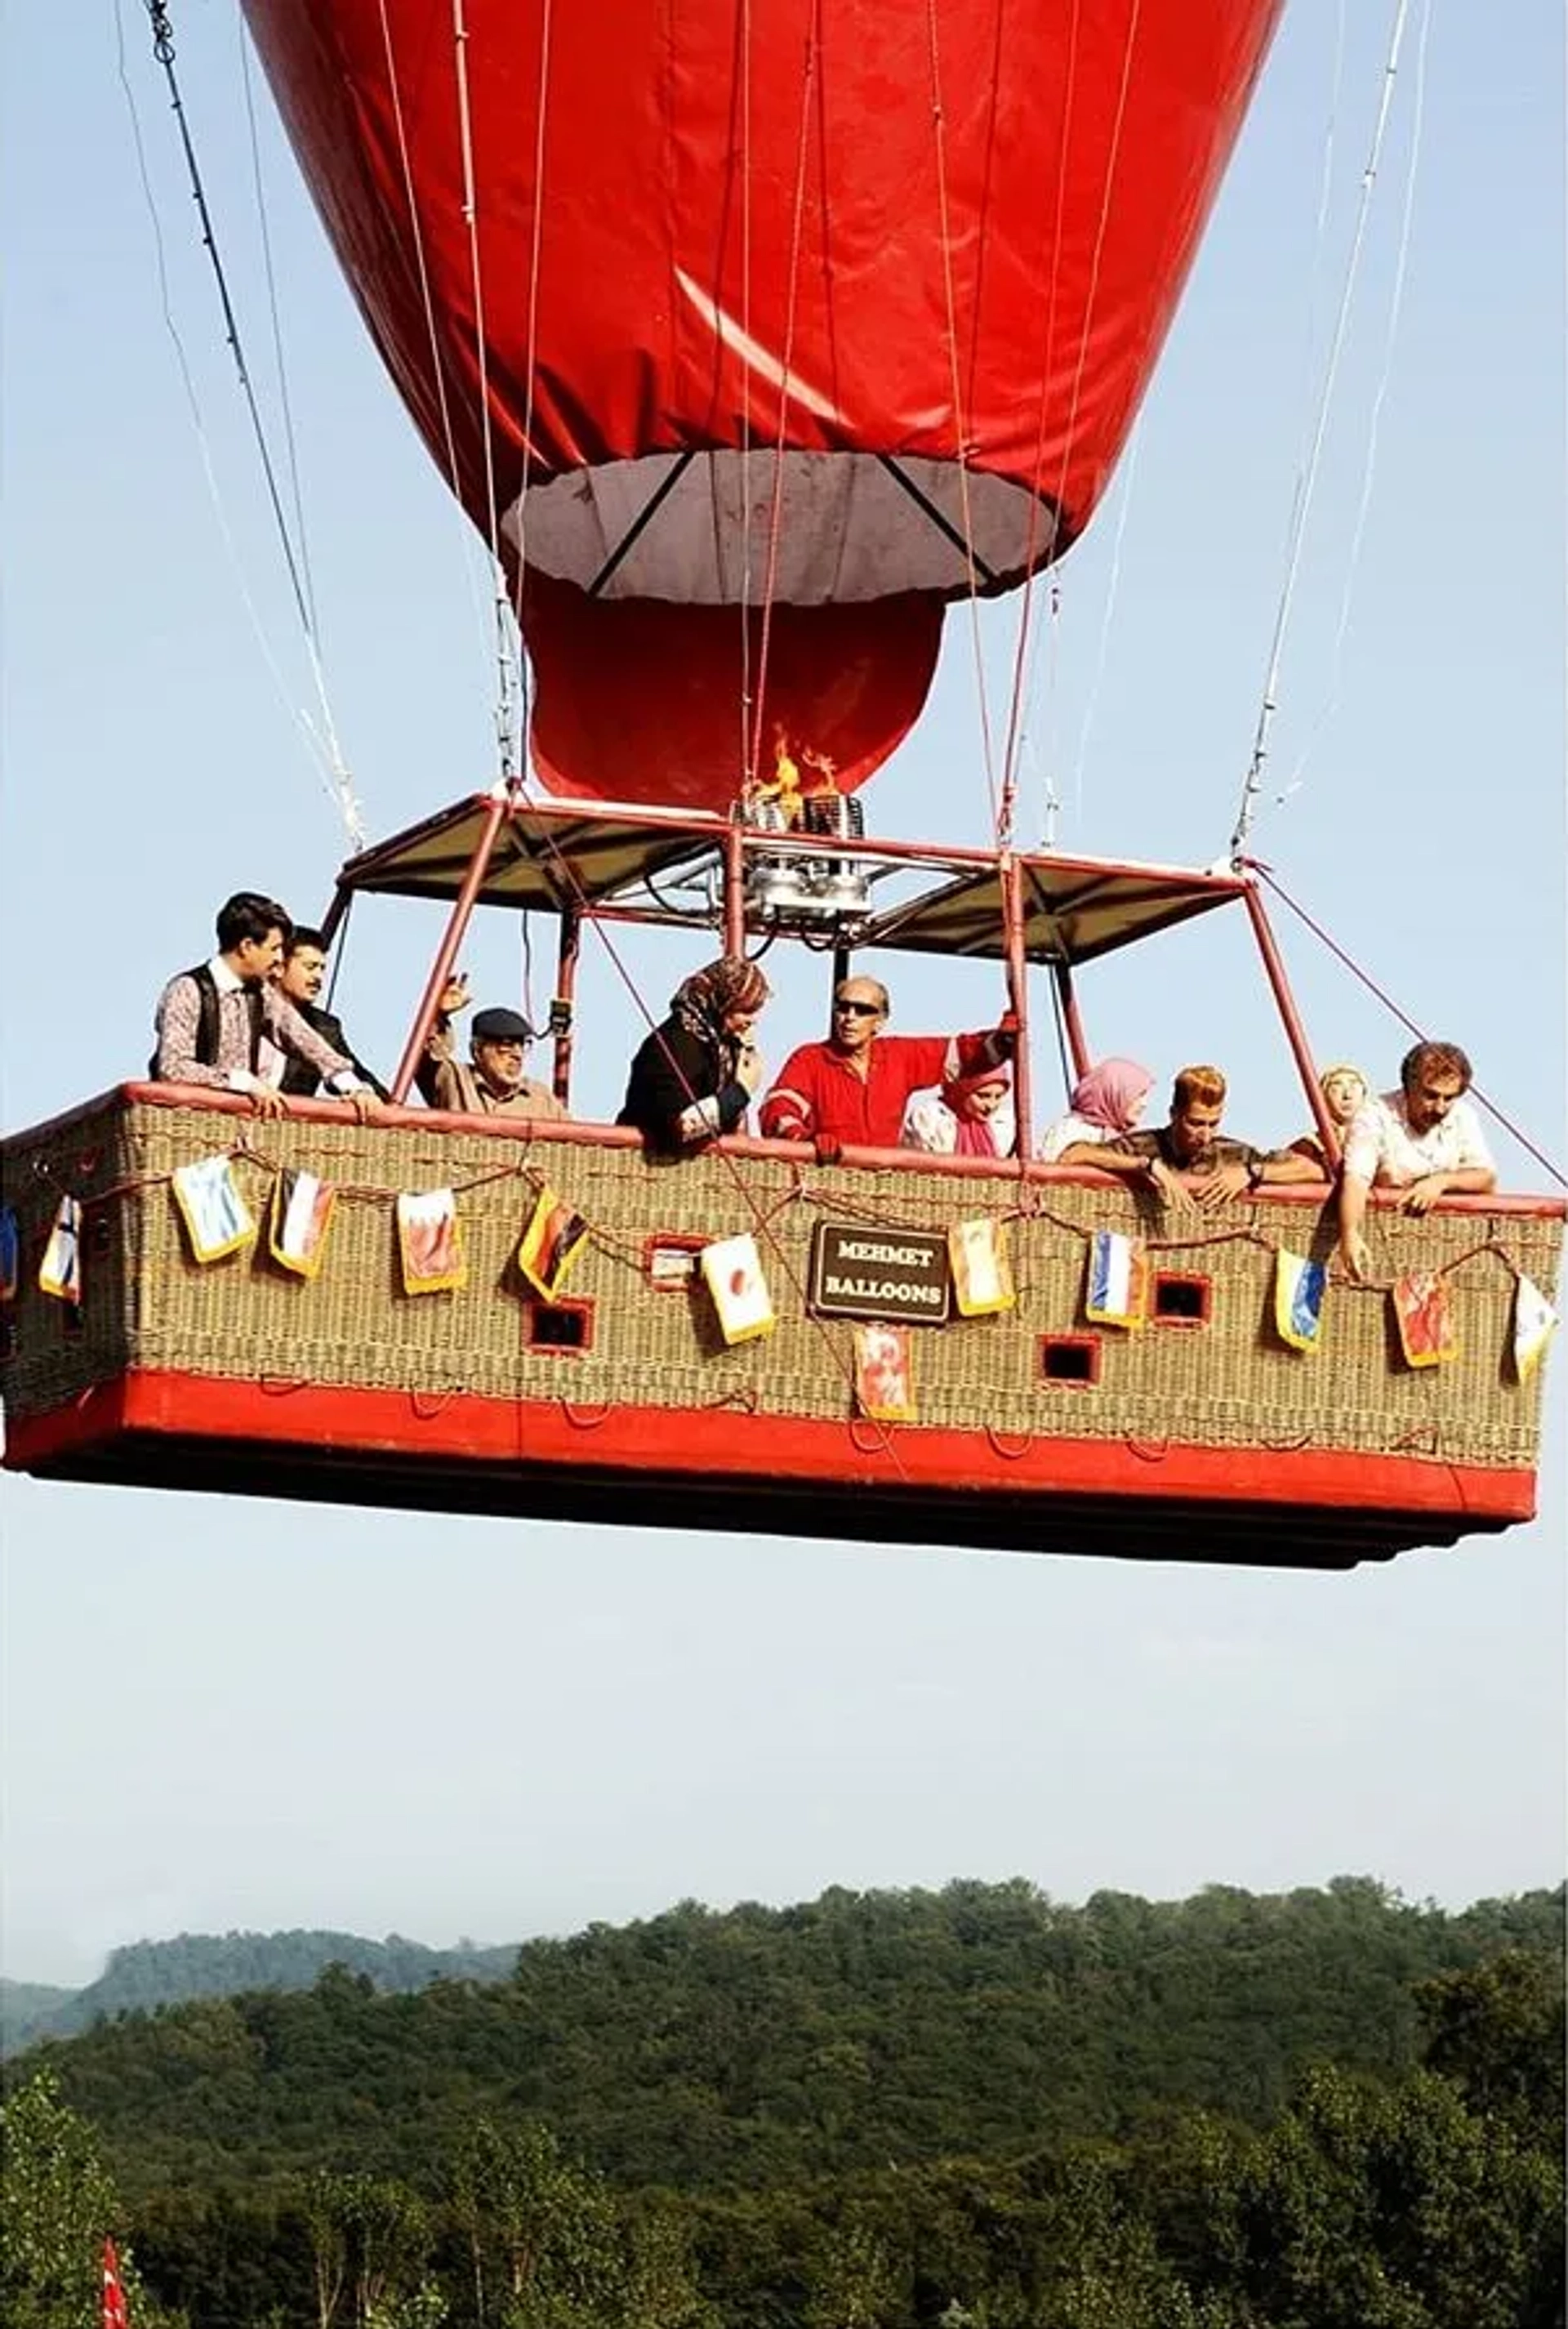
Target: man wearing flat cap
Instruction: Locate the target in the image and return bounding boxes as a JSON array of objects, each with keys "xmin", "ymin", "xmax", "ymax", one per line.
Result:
[{"xmin": 416, "ymin": 973, "xmax": 565, "ymax": 1120}]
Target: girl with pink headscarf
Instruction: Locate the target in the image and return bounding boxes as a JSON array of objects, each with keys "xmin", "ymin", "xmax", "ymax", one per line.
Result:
[
  {"xmin": 1038, "ymin": 1057, "xmax": 1154, "ymax": 1162},
  {"xmin": 902, "ymin": 1064, "xmax": 1015, "ymax": 1159}
]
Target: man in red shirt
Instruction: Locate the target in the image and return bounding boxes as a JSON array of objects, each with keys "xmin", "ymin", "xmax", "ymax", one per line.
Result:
[{"xmin": 760, "ymin": 974, "xmax": 1013, "ymax": 1152}]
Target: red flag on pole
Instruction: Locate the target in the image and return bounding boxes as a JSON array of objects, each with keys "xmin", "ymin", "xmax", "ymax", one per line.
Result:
[{"xmin": 103, "ymin": 2239, "xmax": 129, "ymax": 2329}]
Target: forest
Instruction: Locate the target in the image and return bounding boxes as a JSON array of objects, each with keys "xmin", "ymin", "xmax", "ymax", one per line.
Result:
[
  {"xmin": 4, "ymin": 1879, "xmax": 1562, "ymax": 2329},
  {"xmin": 2, "ymin": 1931, "xmax": 516, "ymax": 2055}
]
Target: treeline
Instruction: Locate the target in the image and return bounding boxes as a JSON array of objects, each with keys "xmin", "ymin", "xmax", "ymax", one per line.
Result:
[
  {"xmin": 6, "ymin": 1950, "xmax": 1563, "ymax": 2329},
  {"xmin": 20, "ymin": 1877, "xmax": 1562, "ymax": 2197},
  {"xmin": 2, "ymin": 1930, "xmax": 516, "ymax": 2056}
]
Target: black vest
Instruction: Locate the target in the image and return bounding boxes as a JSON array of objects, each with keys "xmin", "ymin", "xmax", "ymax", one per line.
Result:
[{"xmin": 153, "ymin": 965, "xmax": 264, "ymax": 1077}]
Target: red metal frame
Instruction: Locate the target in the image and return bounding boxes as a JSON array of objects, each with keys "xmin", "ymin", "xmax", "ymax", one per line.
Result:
[
  {"xmin": 999, "ymin": 851, "xmax": 1034, "ymax": 1162},
  {"xmin": 388, "ymin": 788, "xmax": 512, "ymax": 1104},
  {"xmin": 24, "ymin": 1086, "xmax": 1567, "ymax": 1223},
  {"xmin": 552, "ymin": 907, "xmax": 581, "ymax": 1109},
  {"xmin": 1053, "ymin": 961, "xmax": 1092, "ymax": 1085},
  {"xmin": 1243, "ymin": 878, "xmax": 1338, "ymax": 1164}
]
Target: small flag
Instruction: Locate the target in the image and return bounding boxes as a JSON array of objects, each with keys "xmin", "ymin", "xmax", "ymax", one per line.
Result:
[
  {"xmin": 700, "ymin": 1233, "xmax": 775, "ymax": 1344},
  {"xmin": 1274, "ymin": 1248, "xmax": 1327, "ymax": 1352},
  {"xmin": 103, "ymin": 2238, "xmax": 129, "ymax": 2329},
  {"xmin": 1085, "ymin": 1229, "xmax": 1147, "ymax": 1328},
  {"xmin": 0, "ymin": 1205, "xmax": 18, "ymax": 1304},
  {"xmin": 397, "ymin": 1189, "xmax": 466, "ymax": 1294},
  {"xmin": 1512, "ymin": 1274, "xmax": 1558, "ymax": 1383},
  {"xmin": 853, "ymin": 1322, "xmax": 916, "ymax": 1421},
  {"xmin": 172, "ymin": 1155, "xmax": 256, "ymax": 1263},
  {"xmin": 1392, "ymin": 1270, "xmax": 1459, "ymax": 1368},
  {"xmin": 949, "ymin": 1217, "xmax": 1013, "ymax": 1318},
  {"xmin": 38, "ymin": 1195, "xmax": 82, "ymax": 1304},
  {"xmin": 270, "ymin": 1168, "xmax": 336, "ymax": 1279},
  {"xmin": 517, "ymin": 1185, "xmax": 590, "ymax": 1300}
]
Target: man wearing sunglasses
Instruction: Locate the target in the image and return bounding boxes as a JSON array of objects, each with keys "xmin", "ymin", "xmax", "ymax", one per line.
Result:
[{"xmin": 760, "ymin": 976, "xmax": 1013, "ymax": 1153}]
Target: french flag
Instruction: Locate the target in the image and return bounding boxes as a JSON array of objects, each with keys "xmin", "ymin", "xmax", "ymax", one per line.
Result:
[{"xmin": 1085, "ymin": 1229, "xmax": 1147, "ymax": 1328}]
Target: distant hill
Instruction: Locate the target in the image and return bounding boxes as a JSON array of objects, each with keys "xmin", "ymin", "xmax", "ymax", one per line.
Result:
[
  {"xmin": 0, "ymin": 1976, "xmax": 75, "ymax": 2054},
  {"xmin": 19, "ymin": 1876, "xmax": 1563, "ymax": 2200},
  {"xmin": 2, "ymin": 1928, "xmax": 515, "ymax": 2055}
]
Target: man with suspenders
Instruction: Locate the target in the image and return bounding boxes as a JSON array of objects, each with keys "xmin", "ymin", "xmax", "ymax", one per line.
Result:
[{"xmin": 152, "ymin": 892, "xmax": 379, "ymax": 1120}]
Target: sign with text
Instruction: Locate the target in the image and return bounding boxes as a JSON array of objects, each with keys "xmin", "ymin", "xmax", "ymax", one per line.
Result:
[{"xmin": 808, "ymin": 1221, "xmax": 951, "ymax": 1325}]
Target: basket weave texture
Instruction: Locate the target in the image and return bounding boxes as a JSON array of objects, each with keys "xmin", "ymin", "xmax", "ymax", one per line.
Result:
[{"xmin": 2, "ymin": 1099, "xmax": 1559, "ymax": 1470}]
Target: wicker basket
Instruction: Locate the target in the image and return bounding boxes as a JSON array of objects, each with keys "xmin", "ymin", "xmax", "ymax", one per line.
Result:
[{"xmin": 2, "ymin": 1094, "xmax": 1559, "ymax": 1478}]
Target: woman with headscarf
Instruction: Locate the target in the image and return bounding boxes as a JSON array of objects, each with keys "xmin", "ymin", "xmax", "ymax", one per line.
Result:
[
  {"xmin": 902, "ymin": 1064, "xmax": 1015, "ymax": 1159},
  {"xmin": 618, "ymin": 954, "xmax": 772, "ymax": 1153},
  {"xmin": 1290, "ymin": 1061, "xmax": 1370, "ymax": 1171},
  {"xmin": 1038, "ymin": 1057, "xmax": 1155, "ymax": 1162}
]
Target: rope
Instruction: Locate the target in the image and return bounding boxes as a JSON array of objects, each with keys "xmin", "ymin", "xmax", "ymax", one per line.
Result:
[
  {"xmin": 505, "ymin": 0, "xmax": 555, "ymax": 755},
  {"xmin": 924, "ymin": 0, "xmax": 1000, "ymax": 832},
  {"xmin": 1229, "ymin": 0, "xmax": 1414, "ymax": 860},
  {"xmin": 117, "ymin": 0, "xmax": 363, "ymax": 845},
  {"xmin": 1063, "ymin": 414, "xmax": 1143, "ymax": 841},
  {"xmin": 1278, "ymin": 0, "xmax": 1434, "ymax": 801},
  {"xmin": 737, "ymin": 0, "xmax": 754, "ymax": 791},
  {"xmin": 449, "ymin": 0, "xmax": 525, "ymax": 779},
  {"xmin": 373, "ymin": 0, "xmax": 497, "ymax": 714},
  {"xmin": 999, "ymin": 0, "xmax": 1143, "ymax": 847},
  {"xmin": 745, "ymin": 9, "xmax": 818, "ymax": 795},
  {"xmin": 236, "ymin": 20, "xmax": 318, "ymax": 645},
  {"xmin": 1250, "ymin": 863, "xmax": 1567, "ymax": 1189}
]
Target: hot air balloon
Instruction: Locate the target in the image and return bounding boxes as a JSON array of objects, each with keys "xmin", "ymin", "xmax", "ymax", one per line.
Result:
[
  {"xmin": 1, "ymin": 0, "xmax": 1561, "ymax": 1566},
  {"xmin": 238, "ymin": 0, "xmax": 1284, "ymax": 812}
]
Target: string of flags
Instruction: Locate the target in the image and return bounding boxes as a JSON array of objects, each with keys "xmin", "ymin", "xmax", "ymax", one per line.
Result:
[{"xmin": 0, "ymin": 1163, "xmax": 1557, "ymax": 1412}]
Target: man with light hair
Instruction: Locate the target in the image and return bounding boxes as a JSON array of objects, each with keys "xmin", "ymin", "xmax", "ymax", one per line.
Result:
[
  {"xmin": 1061, "ymin": 1064, "xmax": 1317, "ymax": 1211},
  {"xmin": 1337, "ymin": 1040, "xmax": 1495, "ymax": 1280}
]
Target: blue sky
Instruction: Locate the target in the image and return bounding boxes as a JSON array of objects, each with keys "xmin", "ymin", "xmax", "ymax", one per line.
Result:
[{"xmin": 2, "ymin": 1, "xmax": 1562, "ymax": 1984}]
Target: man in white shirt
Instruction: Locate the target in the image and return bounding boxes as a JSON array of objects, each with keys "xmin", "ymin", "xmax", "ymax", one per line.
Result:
[{"xmin": 1337, "ymin": 1040, "xmax": 1495, "ymax": 1280}]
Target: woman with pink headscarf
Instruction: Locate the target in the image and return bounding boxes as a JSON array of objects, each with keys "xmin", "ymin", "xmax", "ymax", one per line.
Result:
[
  {"xmin": 902, "ymin": 1064, "xmax": 1015, "ymax": 1159},
  {"xmin": 1038, "ymin": 1057, "xmax": 1154, "ymax": 1162}
]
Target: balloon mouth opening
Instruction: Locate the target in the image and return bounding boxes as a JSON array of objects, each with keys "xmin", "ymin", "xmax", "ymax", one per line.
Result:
[{"xmin": 505, "ymin": 448, "xmax": 1062, "ymax": 609}]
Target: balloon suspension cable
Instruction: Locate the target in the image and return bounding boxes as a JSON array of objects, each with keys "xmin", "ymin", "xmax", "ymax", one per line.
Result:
[
  {"xmin": 451, "ymin": 0, "xmax": 527, "ymax": 783},
  {"xmin": 1281, "ymin": 0, "xmax": 1433, "ymax": 800},
  {"xmin": 1000, "ymin": 0, "xmax": 1143, "ymax": 850},
  {"xmin": 1250, "ymin": 863, "xmax": 1567, "ymax": 1189},
  {"xmin": 1064, "ymin": 414, "xmax": 1143, "ymax": 842},
  {"xmin": 452, "ymin": 803, "xmax": 916, "ymax": 1478},
  {"xmin": 745, "ymin": 11, "xmax": 817, "ymax": 796},
  {"xmin": 737, "ymin": 0, "xmax": 754, "ymax": 792},
  {"xmin": 375, "ymin": 0, "xmax": 497, "ymax": 724},
  {"xmin": 506, "ymin": 0, "xmax": 555, "ymax": 763},
  {"xmin": 1229, "ymin": 0, "xmax": 1413, "ymax": 864},
  {"xmin": 925, "ymin": 0, "xmax": 1000, "ymax": 836},
  {"xmin": 122, "ymin": 0, "xmax": 363, "ymax": 846}
]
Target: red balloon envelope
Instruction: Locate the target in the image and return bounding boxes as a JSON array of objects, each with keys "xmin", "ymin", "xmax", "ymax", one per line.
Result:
[{"xmin": 243, "ymin": 0, "xmax": 1282, "ymax": 811}]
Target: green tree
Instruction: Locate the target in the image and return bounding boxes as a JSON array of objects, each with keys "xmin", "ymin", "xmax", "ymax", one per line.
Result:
[{"xmin": 0, "ymin": 2070, "xmax": 164, "ymax": 2329}]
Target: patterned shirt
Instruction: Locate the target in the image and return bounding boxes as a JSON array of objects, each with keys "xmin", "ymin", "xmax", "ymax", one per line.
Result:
[
  {"xmin": 154, "ymin": 956, "xmax": 359, "ymax": 1094},
  {"xmin": 1341, "ymin": 1091, "xmax": 1494, "ymax": 1187},
  {"xmin": 1102, "ymin": 1127, "xmax": 1267, "ymax": 1179}
]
